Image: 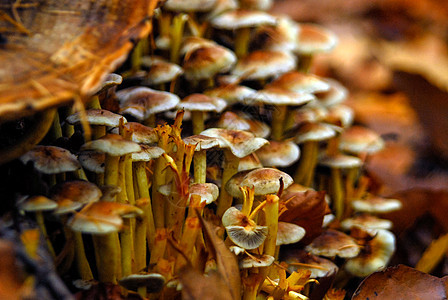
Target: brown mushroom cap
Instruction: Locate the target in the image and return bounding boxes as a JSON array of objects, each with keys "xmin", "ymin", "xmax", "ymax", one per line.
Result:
[
  {"xmin": 282, "ymin": 249, "xmax": 338, "ymax": 278},
  {"xmin": 183, "ymin": 135, "xmax": 221, "ymax": 151},
  {"xmin": 50, "ymin": 180, "xmax": 102, "ymax": 205},
  {"xmin": 178, "ymin": 94, "xmax": 227, "ymax": 113},
  {"xmin": 78, "ymin": 151, "xmax": 105, "ymax": 174},
  {"xmin": 180, "ymin": 37, "xmax": 217, "ymax": 57},
  {"xmin": 240, "ymin": 0, "xmax": 273, "ymax": 10},
  {"xmin": 211, "ymin": 9, "xmax": 277, "ymax": 29},
  {"xmin": 315, "ymin": 78, "xmax": 348, "ymax": 107},
  {"xmin": 345, "ymin": 229, "xmax": 395, "ymax": 277},
  {"xmin": 95, "ymin": 73, "xmax": 123, "ymax": 94},
  {"xmin": 231, "ymin": 50, "xmax": 296, "ymax": 80},
  {"xmin": 66, "ymin": 109, "xmax": 126, "ymax": 127},
  {"xmin": 182, "ymin": 45, "xmax": 237, "ymax": 81},
  {"xmin": 318, "ymin": 153, "xmax": 363, "ymax": 169},
  {"xmin": 255, "ymin": 140, "xmax": 300, "ymax": 167},
  {"xmin": 142, "ymin": 60, "xmax": 183, "ymax": 86},
  {"xmin": 204, "ymin": 84, "xmax": 257, "ymax": 105},
  {"xmin": 20, "ymin": 145, "xmax": 80, "ymax": 174},
  {"xmin": 250, "ymin": 86, "xmax": 315, "ymax": 106},
  {"xmin": 269, "ymin": 71, "xmax": 331, "ymax": 94},
  {"xmin": 286, "ymin": 104, "xmax": 329, "ymax": 131},
  {"xmin": 339, "ymin": 126, "xmax": 385, "ymax": 154},
  {"xmin": 294, "ymin": 122, "xmax": 337, "ymax": 144},
  {"xmin": 294, "ymin": 23, "xmax": 338, "ymax": 55},
  {"xmin": 20, "ymin": 195, "xmax": 58, "ymax": 212},
  {"xmin": 305, "ymin": 229, "xmax": 360, "ymax": 258},
  {"xmin": 131, "ymin": 145, "xmax": 165, "ymax": 162},
  {"xmin": 163, "ymin": 0, "xmax": 218, "ymax": 12},
  {"xmin": 325, "ymin": 104, "xmax": 354, "ymax": 128},
  {"xmin": 239, "ymin": 254, "xmax": 274, "ymax": 268},
  {"xmin": 189, "ymin": 183, "xmax": 219, "ymax": 205},
  {"xmin": 251, "ymin": 16, "xmax": 299, "ymax": 52},
  {"xmin": 351, "ymin": 196, "xmax": 402, "ymax": 214},
  {"xmin": 200, "ymin": 128, "xmax": 269, "ymax": 158},
  {"xmin": 276, "ymin": 222, "xmax": 306, "ymax": 245},
  {"xmin": 122, "ymin": 122, "xmax": 159, "ymax": 145},
  {"xmin": 226, "ymin": 168, "xmax": 293, "ymax": 199},
  {"xmin": 238, "ymin": 153, "xmax": 263, "ymax": 172},
  {"xmin": 341, "ymin": 214, "xmax": 393, "ymax": 231},
  {"xmin": 118, "ymin": 273, "xmax": 166, "ymax": 292},
  {"xmin": 81, "ymin": 134, "xmax": 141, "ymax": 156}
]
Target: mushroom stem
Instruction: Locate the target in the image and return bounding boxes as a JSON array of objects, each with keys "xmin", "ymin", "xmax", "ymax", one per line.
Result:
[
  {"xmin": 298, "ymin": 54, "xmax": 313, "ymax": 73},
  {"xmin": 93, "ymin": 234, "xmax": 120, "ymax": 283},
  {"xmin": 149, "ymin": 228, "xmax": 167, "ymax": 264},
  {"xmin": 135, "ymin": 161, "xmax": 155, "ymax": 248},
  {"xmin": 191, "ymin": 111, "xmax": 205, "ymax": 135},
  {"xmin": 137, "ymin": 286, "xmax": 147, "ymax": 299},
  {"xmin": 125, "ymin": 155, "xmax": 135, "ymax": 204},
  {"xmin": 175, "ymin": 215, "xmax": 201, "ymax": 272},
  {"xmin": 193, "ymin": 150, "xmax": 207, "ymax": 183},
  {"xmin": 50, "ymin": 110, "xmax": 63, "ymax": 140},
  {"xmin": 235, "ymin": 27, "xmax": 251, "ymax": 58},
  {"xmin": 271, "ymin": 105, "xmax": 287, "ymax": 141},
  {"xmin": 135, "ymin": 200, "xmax": 149, "ymax": 271},
  {"xmin": 87, "ymin": 95, "xmax": 101, "ymax": 109},
  {"xmin": 217, "ymin": 149, "xmax": 240, "ymax": 217},
  {"xmin": 104, "ymin": 155, "xmax": 120, "ymax": 192},
  {"xmin": 73, "ymin": 231, "xmax": 94, "ymax": 280},
  {"xmin": 170, "ymin": 13, "xmax": 188, "ymax": 64},
  {"xmin": 331, "ymin": 167, "xmax": 344, "ymax": 219},
  {"xmin": 294, "ymin": 141, "xmax": 318, "ymax": 186},
  {"xmin": 121, "ymin": 218, "xmax": 135, "ymax": 277},
  {"xmin": 35, "ymin": 211, "xmax": 56, "ymax": 258},
  {"xmin": 263, "ymin": 195, "xmax": 279, "ymax": 256},
  {"xmin": 131, "ymin": 39, "xmax": 144, "ymax": 73},
  {"xmin": 144, "ymin": 113, "xmax": 156, "ymax": 128},
  {"xmin": 91, "ymin": 125, "xmax": 106, "ymax": 140}
]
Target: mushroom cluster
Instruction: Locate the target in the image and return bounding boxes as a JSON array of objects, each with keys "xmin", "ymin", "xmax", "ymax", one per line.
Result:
[{"xmin": 2, "ymin": 0, "xmax": 402, "ymax": 298}]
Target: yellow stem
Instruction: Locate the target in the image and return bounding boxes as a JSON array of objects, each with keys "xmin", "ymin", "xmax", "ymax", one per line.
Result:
[
  {"xmin": 271, "ymin": 105, "xmax": 287, "ymax": 141},
  {"xmin": 294, "ymin": 141, "xmax": 318, "ymax": 186},
  {"xmin": 191, "ymin": 111, "xmax": 205, "ymax": 135},
  {"xmin": 235, "ymin": 27, "xmax": 251, "ymax": 58},
  {"xmin": 331, "ymin": 168, "xmax": 344, "ymax": 219},
  {"xmin": 217, "ymin": 150, "xmax": 240, "ymax": 217},
  {"xmin": 93, "ymin": 233, "xmax": 120, "ymax": 283},
  {"xmin": 193, "ymin": 150, "xmax": 207, "ymax": 183},
  {"xmin": 170, "ymin": 13, "xmax": 188, "ymax": 64},
  {"xmin": 73, "ymin": 231, "xmax": 94, "ymax": 280},
  {"xmin": 121, "ymin": 218, "xmax": 135, "ymax": 277},
  {"xmin": 35, "ymin": 212, "xmax": 56, "ymax": 258}
]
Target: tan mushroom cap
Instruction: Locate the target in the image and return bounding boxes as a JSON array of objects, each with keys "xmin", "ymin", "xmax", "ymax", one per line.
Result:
[
  {"xmin": 226, "ymin": 168, "xmax": 293, "ymax": 199},
  {"xmin": 119, "ymin": 273, "xmax": 166, "ymax": 293},
  {"xmin": 100, "ymin": 185, "xmax": 122, "ymax": 202},
  {"xmin": 66, "ymin": 109, "xmax": 126, "ymax": 127},
  {"xmin": 318, "ymin": 153, "xmax": 363, "ymax": 169},
  {"xmin": 325, "ymin": 104, "xmax": 354, "ymax": 128},
  {"xmin": 131, "ymin": 145, "xmax": 165, "ymax": 162},
  {"xmin": 81, "ymin": 134, "xmax": 141, "ymax": 157},
  {"xmin": 117, "ymin": 87, "xmax": 180, "ymax": 121},
  {"xmin": 143, "ymin": 60, "xmax": 183, "ymax": 86},
  {"xmin": 20, "ymin": 195, "xmax": 58, "ymax": 212},
  {"xmin": 250, "ymin": 86, "xmax": 315, "ymax": 106},
  {"xmin": 183, "ymin": 135, "xmax": 220, "ymax": 151},
  {"xmin": 282, "ymin": 249, "xmax": 338, "ymax": 278},
  {"xmin": 305, "ymin": 229, "xmax": 361, "ymax": 258},
  {"xmin": 182, "ymin": 45, "xmax": 237, "ymax": 81},
  {"xmin": 53, "ymin": 198, "xmax": 84, "ymax": 215},
  {"xmin": 189, "ymin": 183, "xmax": 219, "ymax": 205},
  {"xmin": 341, "ymin": 214, "xmax": 393, "ymax": 231},
  {"xmin": 294, "ymin": 23, "xmax": 338, "ymax": 55},
  {"xmin": 351, "ymin": 196, "xmax": 402, "ymax": 214},
  {"xmin": 211, "ymin": 9, "xmax": 277, "ymax": 30},
  {"xmin": 163, "ymin": 0, "xmax": 218, "ymax": 12},
  {"xmin": 286, "ymin": 104, "xmax": 328, "ymax": 131},
  {"xmin": 239, "ymin": 254, "xmax": 274, "ymax": 268},
  {"xmin": 178, "ymin": 94, "xmax": 227, "ymax": 113},
  {"xmin": 276, "ymin": 222, "xmax": 306, "ymax": 245},
  {"xmin": 78, "ymin": 151, "xmax": 105, "ymax": 174},
  {"xmin": 269, "ymin": 71, "xmax": 330, "ymax": 94},
  {"xmin": 226, "ymin": 225, "xmax": 268, "ymax": 250},
  {"xmin": 231, "ymin": 50, "xmax": 297, "ymax": 80},
  {"xmin": 251, "ymin": 16, "xmax": 299, "ymax": 52},
  {"xmin": 204, "ymin": 84, "xmax": 257, "ymax": 105},
  {"xmin": 239, "ymin": 0, "xmax": 272, "ymax": 10},
  {"xmin": 123, "ymin": 122, "xmax": 158, "ymax": 145},
  {"xmin": 256, "ymin": 140, "xmax": 300, "ymax": 167},
  {"xmin": 238, "ymin": 153, "xmax": 263, "ymax": 172},
  {"xmin": 20, "ymin": 145, "xmax": 80, "ymax": 174},
  {"xmin": 216, "ymin": 112, "xmax": 270, "ymax": 138},
  {"xmin": 200, "ymin": 128, "xmax": 269, "ymax": 158},
  {"xmin": 345, "ymin": 229, "xmax": 395, "ymax": 277},
  {"xmin": 315, "ymin": 78, "xmax": 348, "ymax": 107},
  {"xmin": 179, "ymin": 37, "xmax": 217, "ymax": 57},
  {"xmin": 339, "ymin": 126, "xmax": 385, "ymax": 154},
  {"xmin": 69, "ymin": 202, "xmax": 143, "ymax": 234},
  {"xmin": 95, "ymin": 73, "xmax": 123, "ymax": 93},
  {"xmin": 294, "ymin": 122, "xmax": 337, "ymax": 144},
  {"xmin": 205, "ymin": 0, "xmax": 239, "ymax": 20},
  {"xmin": 50, "ymin": 180, "xmax": 102, "ymax": 205}
]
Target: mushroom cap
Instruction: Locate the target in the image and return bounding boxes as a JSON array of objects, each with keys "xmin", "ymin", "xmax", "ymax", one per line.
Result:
[
  {"xmin": 305, "ymin": 229, "xmax": 361, "ymax": 258},
  {"xmin": 315, "ymin": 78, "xmax": 348, "ymax": 107},
  {"xmin": 182, "ymin": 45, "xmax": 237, "ymax": 80},
  {"xmin": 286, "ymin": 104, "xmax": 328, "ymax": 131},
  {"xmin": 131, "ymin": 145, "xmax": 165, "ymax": 162},
  {"xmin": 351, "ymin": 196, "xmax": 402, "ymax": 213},
  {"xmin": 66, "ymin": 109, "xmax": 126, "ymax": 127},
  {"xmin": 179, "ymin": 36, "xmax": 217, "ymax": 57},
  {"xmin": 119, "ymin": 273, "xmax": 165, "ymax": 292},
  {"xmin": 231, "ymin": 50, "xmax": 296, "ymax": 80},
  {"xmin": 81, "ymin": 134, "xmax": 141, "ymax": 156},
  {"xmin": 341, "ymin": 214, "xmax": 393, "ymax": 231},
  {"xmin": 189, "ymin": 183, "xmax": 219, "ymax": 205},
  {"xmin": 78, "ymin": 151, "xmax": 105, "ymax": 174},
  {"xmin": 100, "ymin": 185, "xmax": 122, "ymax": 202},
  {"xmin": 123, "ymin": 122, "xmax": 159, "ymax": 144},
  {"xmin": 20, "ymin": 145, "xmax": 80, "ymax": 174},
  {"xmin": 69, "ymin": 202, "xmax": 143, "ymax": 234},
  {"xmin": 345, "ymin": 229, "xmax": 395, "ymax": 277},
  {"xmin": 294, "ymin": 122, "xmax": 337, "ymax": 144},
  {"xmin": 53, "ymin": 199, "xmax": 84, "ymax": 215},
  {"xmin": 178, "ymin": 94, "xmax": 227, "ymax": 113},
  {"xmin": 251, "ymin": 16, "xmax": 299, "ymax": 52},
  {"xmin": 256, "ymin": 140, "xmax": 300, "ymax": 167},
  {"xmin": 50, "ymin": 180, "xmax": 102, "ymax": 204},
  {"xmin": 143, "ymin": 60, "xmax": 183, "ymax": 85},
  {"xmin": 250, "ymin": 87, "xmax": 315, "ymax": 106},
  {"xmin": 216, "ymin": 111, "xmax": 270, "ymax": 138},
  {"xmin": 226, "ymin": 168, "xmax": 293, "ymax": 199},
  {"xmin": 294, "ymin": 23, "xmax": 338, "ymax": 55},
  {"xmin": 117, "ymin": 87, "xmax": 180, "ymax": 120},
  {"xmin": 95, "ymin": 73, "xmax": 123, "ymax": 93},
  {"xmin": 226, "ymin": 225, "xmax": 268, "ymax": 250},
  {"xmin": 238, "ymin": 153, "xmax": 263, "ymax": 172},
  {"xmin": 239, "ymin": 0, "xmax": 272, "ymax": 10},
  {"xmin": 211, "ymin": 9, "xmax": 277, "ymax": 29},
  {"xmin": 339, "ymin": 126, "xmax": 385, "ymax": 154},
  {"xmin": 164, "ymin": 0, "xmax": 218, "ymax": 12},
  {"xmin": 183, "ymin": 135, "xmax": 221, "ymax": 151},
  {"xmin": 200, "ymin": 128, "xmax": 269, "ymax": 158},
  {"xmin": 269, "ymin": 71, "xmax": 331, "ymax": 94},
  {"xmin": 318, "ymin": 153, "xmax": 363, "ymax": 169},
  {"xmin": 276, "ymin": 222, "xmax": 306, "ymax": 245},
  {"xmin": 205, "ymin": 0, "xmax": 239, "ymax": 20},
  {"xmin": 239, "ymin": 254, "xmax": 275, "ymax": 268},
  {"xmin": 204, "ymin": 84, "xmax": 257, "ymax": 105},
  {"xmin": 325, "ymin": 104, "xmax": 354, "ymax": 128},
  {"xmin": 20, "ymin": 195, "xmax": 58, "ymax": 212},
  {"xmin": 282, "ymin": 249, "xmax": 338, "ymax": 278}
]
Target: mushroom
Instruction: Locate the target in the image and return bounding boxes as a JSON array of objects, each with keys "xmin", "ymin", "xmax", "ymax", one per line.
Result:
[
  {"xmin": 141, "ymin": 56, "xmax": 183, "ymax": 90},
  {"xmin": 341, "ymin": 214, "xmax": 393, "ymax": 231},
  {"xmin": 351, "ymin": 195, "xmax": 402, "ymax": 214},
  {"xmin": 282, "ymin": 249, "xmax": 338, "ymax": 279},
  {"xmin": 250, "ymin": 15, "xmax": 299, "ymax": 52},
  {"xmin": 119, "ymin": 273, "xmax": 165, "ymax": 298},
  {"xmin": 305, "ymin": 229, "xmax": 360, "ymax": 259},
  {"xmin": 255, "ymin": 140, "xmax": 300, "ymax": 168},
  {"xmin": 184, "ymin": 135, "xmax": 220, "ymax": 183}
]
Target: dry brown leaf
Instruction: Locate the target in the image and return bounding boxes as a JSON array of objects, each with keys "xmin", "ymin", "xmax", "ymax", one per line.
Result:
[
  {"xmin": 279, "ymin": 190, "xmax": 329, "ymax": 244},
  {"xmin": 180, "ymin": 269, "xmax": 234, "ymax": 300},
  {"xmin": 352, "ymin": 264, "xmax": 448, "ymax": 299}
]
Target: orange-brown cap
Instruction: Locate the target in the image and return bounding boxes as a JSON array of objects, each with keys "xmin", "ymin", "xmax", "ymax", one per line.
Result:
[
  {"xmin": 339, "ymin": 126, "xmax": 385, "ymax": 154},
  {"xmin": 351, "ymin": 195, "xmax": 402, "ymax": 214},
  {"xmin": 66, "ymin": 109, "xmax": 126, "ymax": 127},
  {"xmin": 211, "ymin": 9, "xmax": 277, "ymax": 30},
  {"xmin": 81, "ymin": 134, "xmax": 141, "ymax": 156},
  {"xmin": 305, "ymin": 229, "xmax": 360, "ymax": 258},
  {"xmin": 341, "ymin": 214, "xmax": 393, "ymax": 231},
  {"xmin": 20, "ymin": 146, "xmax": 80, "ymax": 174},
  {"xmin": 183, "ymin": 135, "xmax": 220, "ymax": 151},
  {"xmin": 294, "ymin": 23, "xmax": 338, "ymax": 55},
  {"xmin": 178, "ymin": 94, "xmax": 227, "ymax": 113},
  {"xmin": 164, "ymin": 0, "xmax": 218, "ymax": 12},
  {"xmin": 294, "ymin": 122, "xmax": 337, "ymax": 144},
  {"xmin": 282, "ymin": 249, "xmax": 338, "ymax": 278},
  {"xmin": 269, "ymin": 71, "xmax": 330, "ymax": 94},
  {"xmin": 256, "ymin": 140, "xmax": 300, "ymax": 167}
]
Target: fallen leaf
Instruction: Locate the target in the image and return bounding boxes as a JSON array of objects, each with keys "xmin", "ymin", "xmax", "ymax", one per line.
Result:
[
  {"xmin": 352, "ymin": 264, "xmax": 448, "ymax": 299},
  {"xmin": 180, "ymin": 269, "xmax": 234, "ymax": 300}
]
